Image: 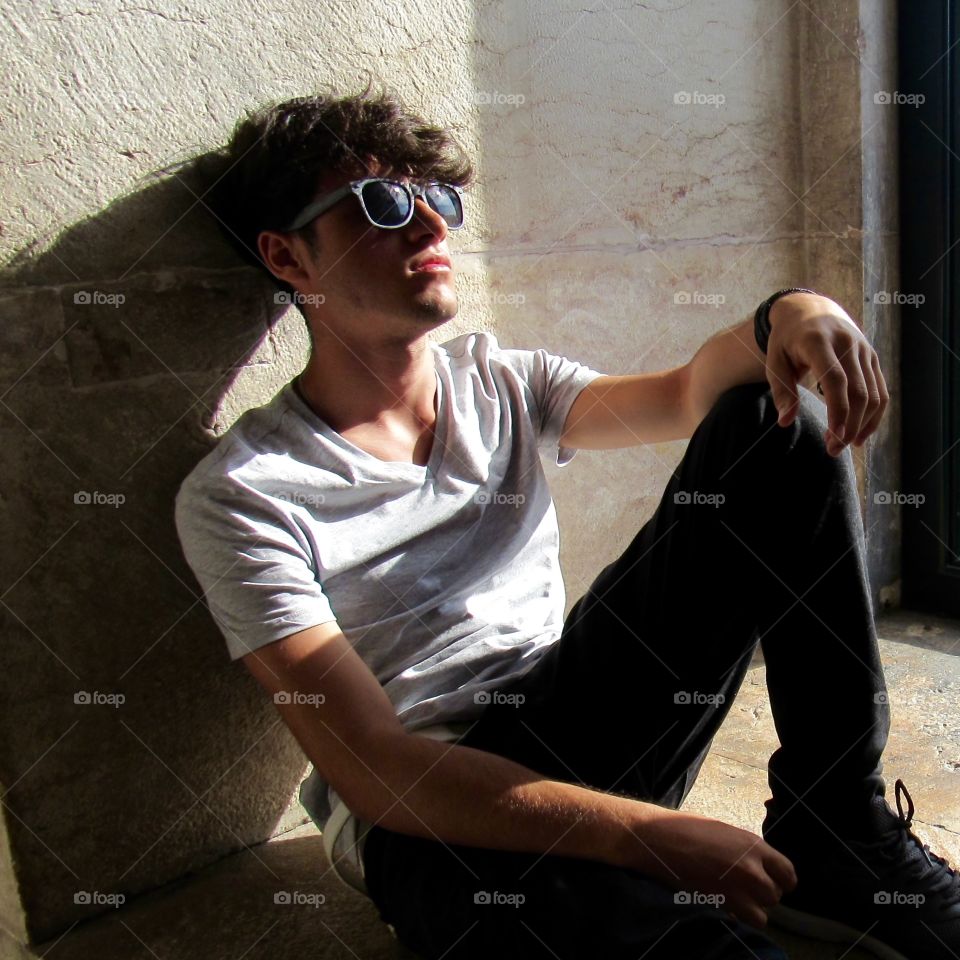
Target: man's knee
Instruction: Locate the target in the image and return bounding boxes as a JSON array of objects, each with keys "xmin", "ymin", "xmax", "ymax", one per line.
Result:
[
  {"xmin": 698, "ymin": 381, "xmax": 776, "ymax": 439},
  {"xmin": 703, "ymin": 380, "xmax": 833, "ymax": 458}
]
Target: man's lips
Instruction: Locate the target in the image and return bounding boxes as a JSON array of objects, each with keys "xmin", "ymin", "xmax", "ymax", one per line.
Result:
[{"xmin": 410, "ymin": 255, "xmax": 452, "ymax": 273}]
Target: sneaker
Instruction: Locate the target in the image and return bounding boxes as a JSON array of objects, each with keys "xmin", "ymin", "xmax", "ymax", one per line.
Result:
[{"xmin": 763, "ymin": 779, "xmax": 960, "ymax": 960}]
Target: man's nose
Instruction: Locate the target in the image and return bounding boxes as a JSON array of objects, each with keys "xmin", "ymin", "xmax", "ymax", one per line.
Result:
[{"xmin": 407, "ymin": 197, "xmax": 448, "ymax": 241}]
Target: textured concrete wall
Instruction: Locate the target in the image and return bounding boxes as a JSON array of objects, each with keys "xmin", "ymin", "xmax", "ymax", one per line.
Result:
[{"xmin": 0, "ymin": 0, "xmax": 897, "ymax": 946}]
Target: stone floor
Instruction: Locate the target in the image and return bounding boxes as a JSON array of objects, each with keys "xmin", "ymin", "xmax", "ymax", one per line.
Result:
[
  {"xmin": 681, "ymin": 609, "xmax": 960, "ymax": 959},
  {"xmin": 5, "ymin": 610, "xmax": 958, "ymax": 960}
]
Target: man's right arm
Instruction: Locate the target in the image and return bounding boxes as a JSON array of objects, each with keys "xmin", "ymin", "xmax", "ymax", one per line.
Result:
[{"xmin": 243, "ymin": 622, "xmax": 796, "ymax": 930}]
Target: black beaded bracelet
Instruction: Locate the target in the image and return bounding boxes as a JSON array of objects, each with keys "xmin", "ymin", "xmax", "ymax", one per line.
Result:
[{"xmin": 753, "ymin": 287, "xmax": 818, "ymax": 355}]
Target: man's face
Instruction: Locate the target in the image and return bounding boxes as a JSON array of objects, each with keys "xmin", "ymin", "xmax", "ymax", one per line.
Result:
[{"xmin": 291, "ymin": 162, "xmax": 460, "ymax": 340}]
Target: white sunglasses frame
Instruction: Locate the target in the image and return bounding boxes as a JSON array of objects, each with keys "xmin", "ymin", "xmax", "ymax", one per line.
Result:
[{"xmin": 282, "ymin": 177, "xmax": 465, "ymax": 232}]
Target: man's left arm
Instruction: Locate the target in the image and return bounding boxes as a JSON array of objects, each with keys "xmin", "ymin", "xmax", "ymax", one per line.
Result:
[{"xmin": 559, "ymin": 292, "xmax": 889, "ymax": 458}]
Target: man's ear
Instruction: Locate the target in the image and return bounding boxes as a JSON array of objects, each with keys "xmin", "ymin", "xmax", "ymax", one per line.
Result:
[{"xmin": 257, "ymin": 229, "xmax": 316, "ymax": 288}]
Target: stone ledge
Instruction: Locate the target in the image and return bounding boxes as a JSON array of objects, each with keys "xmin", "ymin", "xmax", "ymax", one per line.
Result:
[{"xmin": 8, "ymin": 824, "xmax": 414, "ymax": 960}]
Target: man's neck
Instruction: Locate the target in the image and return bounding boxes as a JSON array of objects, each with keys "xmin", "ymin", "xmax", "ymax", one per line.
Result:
[{"xmin": 296, "ymin": 331, "xmax": 438, "ymax": 436}]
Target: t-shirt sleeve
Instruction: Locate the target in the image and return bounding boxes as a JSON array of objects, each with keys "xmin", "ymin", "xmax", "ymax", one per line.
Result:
[
  {"xmin": 496, "ymin": 339, "xmax": 606, "ymax": 466},
  {"xmin": 174, "ymin": 473, "xmax": 337, "ymax": 661}
]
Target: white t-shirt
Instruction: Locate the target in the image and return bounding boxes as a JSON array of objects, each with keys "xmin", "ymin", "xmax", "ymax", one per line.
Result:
[{"xmin": 174, "ymin": 330, "xmax": 604, "ymax": 893}]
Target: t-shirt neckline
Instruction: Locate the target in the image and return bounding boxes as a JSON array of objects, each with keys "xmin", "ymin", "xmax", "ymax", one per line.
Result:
[{"xmin": 284, "ymin": 347, "xmax": 445, "ymax": 477}]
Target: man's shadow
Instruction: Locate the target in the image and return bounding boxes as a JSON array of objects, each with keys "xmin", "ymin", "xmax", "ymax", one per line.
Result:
[{"xmin": 1, "ymin": 151, "xmax": 317, "ymax": 943}]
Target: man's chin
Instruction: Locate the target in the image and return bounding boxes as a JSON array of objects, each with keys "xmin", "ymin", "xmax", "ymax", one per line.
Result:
[{"xmin": 412, "ymin": 294, "xmax": 458, "ymax": 325}]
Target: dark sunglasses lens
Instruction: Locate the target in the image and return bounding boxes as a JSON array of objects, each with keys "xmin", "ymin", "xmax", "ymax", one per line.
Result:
[
  {"xmin": 361, "ymin": 181, "xmax": 411, "ymax": 226},
  {"xmin": 425, "ymin": 184, "xmax": 463, "ymax": 227}
]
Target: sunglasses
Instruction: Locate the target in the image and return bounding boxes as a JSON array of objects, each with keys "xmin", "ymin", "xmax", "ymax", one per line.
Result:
[{"xmin": 282, "ymin": 177, "xmax": 465, "ymax": 232}]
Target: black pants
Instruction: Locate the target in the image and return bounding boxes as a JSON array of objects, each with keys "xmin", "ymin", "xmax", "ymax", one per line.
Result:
[{"xmin": 360, "ymin": 380, "xmax": 890, "ymax": 959}]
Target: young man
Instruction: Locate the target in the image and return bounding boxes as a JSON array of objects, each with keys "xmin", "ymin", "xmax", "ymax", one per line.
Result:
[{"xmin": 174, "ymin": 86, "xmax": 958, "ymax": 959}]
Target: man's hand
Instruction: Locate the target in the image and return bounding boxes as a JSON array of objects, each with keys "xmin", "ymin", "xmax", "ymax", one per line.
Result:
[
  {"xmin": 765, "ymin": 292, "xmax": 890, "ymax": 457},
  {"xmin": 639, "ymin": 810, "xmax": 798, "ymax": 931}
]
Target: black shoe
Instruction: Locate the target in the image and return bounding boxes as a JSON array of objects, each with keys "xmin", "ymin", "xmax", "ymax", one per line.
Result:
[{"xmin": 763, "ymin": 779, "xmax": 960, "ymax": 960}]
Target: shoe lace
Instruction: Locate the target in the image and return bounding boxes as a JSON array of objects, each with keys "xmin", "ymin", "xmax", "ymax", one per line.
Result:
[{"xmin": 878, "ymin": 779, "xmax": 960, "ymax": 905}]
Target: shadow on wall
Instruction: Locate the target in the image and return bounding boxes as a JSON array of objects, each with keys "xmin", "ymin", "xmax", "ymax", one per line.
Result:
[{"xmin": 0, "ymin": 153, "xmax": 313, "ymax": 943}]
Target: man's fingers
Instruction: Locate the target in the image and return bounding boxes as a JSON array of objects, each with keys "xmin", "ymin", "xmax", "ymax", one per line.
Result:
[
  {"xmin": 727, "ymin": 900, "xmax": 769, "ymax": 930},
  {"xmin": 742, "ymin": 903, "xmax": 771, "ymax": 930},
  {"xmin": 768, "ymin": 303, "xmax": 890, "ymax": 450},
  {"xmin": 765, "ymin": 849, "xmax": 798, "ymax": 894},
  {"xmin": 814, "ymin": 332, "xmax": 892, "ymax": 453},
  {"xmin": 853, "ymin": 348, "xmax": 889, "ymax": 445},
  {"xmin": 874, "ymin": 349, "xmax": 891, "ymax": 406},
  {"xmin": 765, "ymin": 347, "xmax": 799, "ymax": 426},
  {"xmin": 816, "ymin": 356, "xmax": 849, "ymax": 451},
  {"xmin": 835, "ymin": 338, "xmax": 872, "ymax": 445}
]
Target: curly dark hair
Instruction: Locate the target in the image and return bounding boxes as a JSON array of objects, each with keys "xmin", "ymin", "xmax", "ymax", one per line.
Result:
[{"xmin": 180, "ymin": 76, "xmax": 474, "ymax": 314}]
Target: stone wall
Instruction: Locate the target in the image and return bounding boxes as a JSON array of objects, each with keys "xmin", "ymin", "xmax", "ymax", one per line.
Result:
[{"xmin": 0, "ymin": 0, "xmax": 898, "ymax": 945}]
